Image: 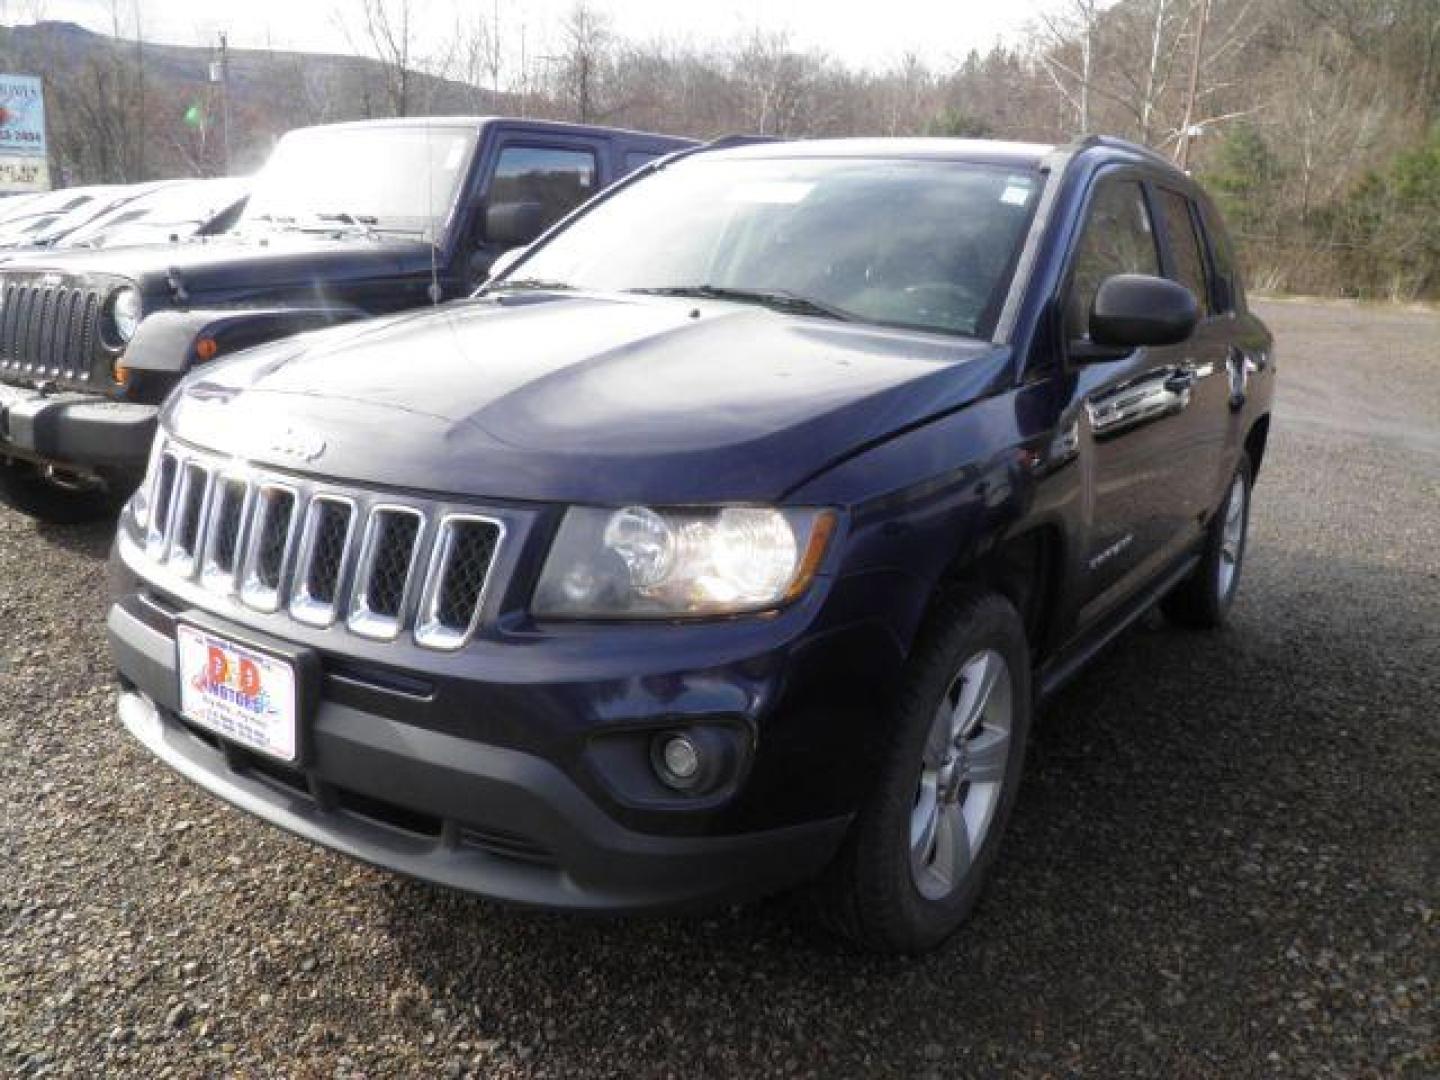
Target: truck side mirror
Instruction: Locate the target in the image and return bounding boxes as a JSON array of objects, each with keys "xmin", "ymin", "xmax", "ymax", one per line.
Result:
[
  {"xmin": 483, "ymin": 201, "xmax": 545, "ymax": 249},
  {"xmin": 1088, "ymin": 274, "xmax": 1199, "ymax": 349}
]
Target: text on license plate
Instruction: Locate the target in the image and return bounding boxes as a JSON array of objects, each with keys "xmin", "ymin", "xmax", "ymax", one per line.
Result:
[{"xmin": 176, "ymin": 625, "xmax": 298, "ymax": 763}]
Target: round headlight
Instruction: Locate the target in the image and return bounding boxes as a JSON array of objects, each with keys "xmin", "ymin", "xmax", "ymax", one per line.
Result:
[
  {"xmin": 109, "ymin": 286, "xmax": 142, "ymax": 345},
  {"xmin": 602, "ymin": 506, "xmax": 677, "ymax": 588}
]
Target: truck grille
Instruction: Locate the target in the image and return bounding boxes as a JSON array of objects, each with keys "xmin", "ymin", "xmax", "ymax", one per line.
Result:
[
  {"xmin": 139, "ymin": 440, "xmax": 505, "ymax": 650},
  {"xmin": 0, "ymin": 282, "xmax": 104, "ymax": 383}
]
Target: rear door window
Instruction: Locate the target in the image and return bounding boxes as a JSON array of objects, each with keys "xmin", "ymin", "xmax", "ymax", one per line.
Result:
[
  {"xmin": 1066, "ymin": 179, "xmax": 1160, "ymax": 339},
  {"xmin": 489, "ymin": 146, "xmax": 599, "ymax": 234},
  {"xmin": 1157, "ymin": 188, "xmax": 1212, "ymax": 315},
  {"xmin": 623, "ymin": 150, "xmax": 663, "ymax": 174}
]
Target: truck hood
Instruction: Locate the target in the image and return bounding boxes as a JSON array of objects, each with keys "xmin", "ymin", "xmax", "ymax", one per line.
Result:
[
  {"xmin": 165, "ymin": 292, "xmax": 1013, "ymax": 505},
  {"xmin": 0, "ymin": 232, "xmax": 433, "ymax": 296}
]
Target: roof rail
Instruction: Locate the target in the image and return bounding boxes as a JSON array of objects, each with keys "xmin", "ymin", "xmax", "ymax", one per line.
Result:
[
  {"xmin": 1064, "ymin": 134, "xmax": 1178, "ymax": 169},
  {"xmin": 701, "ymin": 134, "xmax": 779, "ymax": 150}
]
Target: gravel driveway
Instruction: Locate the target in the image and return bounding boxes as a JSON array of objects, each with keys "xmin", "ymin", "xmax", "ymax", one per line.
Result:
[{"xmin": 2, "ymin": 299, "xmax": 1435, "ymax": 1078}]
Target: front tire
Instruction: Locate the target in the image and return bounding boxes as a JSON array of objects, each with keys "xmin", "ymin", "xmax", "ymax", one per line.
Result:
[
  {"xmin": 818, "ymin": 589, "xmax": 1032, "ymax": 954},
  {"xmin": 1162, "ymin": 455, "xmax": 1253, "ymax": 628},
  {"xmin": 0, "ymin": 459, "xmax": 125, "ymax": 524}
]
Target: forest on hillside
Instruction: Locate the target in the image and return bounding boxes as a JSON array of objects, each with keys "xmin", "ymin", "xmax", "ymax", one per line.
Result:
[{"xmin": 2, "ymin": 0, "xmax": 1437, "ymax": 299}]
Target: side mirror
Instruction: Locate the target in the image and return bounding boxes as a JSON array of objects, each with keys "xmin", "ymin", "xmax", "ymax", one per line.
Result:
[
  {"xmin": 1088, "ymin": 273, "xmax": 1199, "ymax": 349},
  {"xmin": 483, "ymin": 245, "xmax": 527, "ymax": 284},
  {"xmin": 483, "ymin": 200, "xmax": 545, "ymax": 249}
]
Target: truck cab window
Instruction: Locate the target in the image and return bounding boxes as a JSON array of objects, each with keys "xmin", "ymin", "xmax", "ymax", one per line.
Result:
[
  {"xmin": 489, "ymin": 146, "xmax": 598, "ymax": 235},
  {"xmin": 1066, "ymin": 179, "xmax": 1159, "ymax": 340}
]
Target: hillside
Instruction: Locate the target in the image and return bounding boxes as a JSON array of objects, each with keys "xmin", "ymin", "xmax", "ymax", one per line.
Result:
[{"xmin": 0, "ymin": 20, "xmax": 497, "ymax": 179}]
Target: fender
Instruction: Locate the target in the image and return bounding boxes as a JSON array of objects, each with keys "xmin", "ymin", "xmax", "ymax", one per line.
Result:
[{"xmin": 124, "ymin": 305, "xmax": 371, "ymax": 374}]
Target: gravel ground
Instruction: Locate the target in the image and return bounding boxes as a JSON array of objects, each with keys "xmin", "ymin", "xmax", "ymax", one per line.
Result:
[{"xmin": 2, "ymin": 299, "xmax": 1436, "ymax": 1078}]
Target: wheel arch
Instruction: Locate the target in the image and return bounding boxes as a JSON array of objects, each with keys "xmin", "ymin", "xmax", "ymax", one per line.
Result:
[{"xmin": 927, "ymin": 523, "xmax": 1066, "ymax": 665}]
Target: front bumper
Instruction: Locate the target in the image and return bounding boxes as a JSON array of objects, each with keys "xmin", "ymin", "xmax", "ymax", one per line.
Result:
[
  {"xmin": 0, "ymin": 380, "xmax": 156, "ymax": 470},
  {"xmin": 108, "ymin": 596, "xmax": 853, "ymax": 912}
]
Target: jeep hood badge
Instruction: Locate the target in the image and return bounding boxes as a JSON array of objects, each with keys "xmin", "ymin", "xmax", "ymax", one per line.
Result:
[{"xmin": 264, "ymin": 425, "xmax": 326, "ymax": 464}]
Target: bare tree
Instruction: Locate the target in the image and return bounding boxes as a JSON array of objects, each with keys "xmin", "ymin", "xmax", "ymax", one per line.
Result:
[
  {"xmin": 555, "ymin": 1, "xmax": 612, "ymax": 123},
  {"xmin": 1036, "ymin": 0, "xmax": 1104, "ymax": 135},
  {"xmin": 341, "ymin": 0, "xmax": 417, "ymax": 116}
]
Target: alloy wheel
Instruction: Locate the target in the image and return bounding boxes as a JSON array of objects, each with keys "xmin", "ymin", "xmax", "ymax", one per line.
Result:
[{"xmin": 910, "ymin": 649, "xmax": 1014, "ymax": 901}]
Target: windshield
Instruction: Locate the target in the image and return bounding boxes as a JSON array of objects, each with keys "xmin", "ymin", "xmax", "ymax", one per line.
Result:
[
  {"xmin": 508, "ymin": 156, "xmax": 1042, "ymax": 338},
  {"xmin": 238, "ymin": 125, "xmax": 477, "ymax": 242},
  {"xmin": 61, "ymin": 179, "xmax": 248, "ymax": 248}
]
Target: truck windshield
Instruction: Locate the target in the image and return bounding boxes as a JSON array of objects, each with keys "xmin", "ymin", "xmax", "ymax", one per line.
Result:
[
  {"xmin": 508, "ymin": 156, "xmax": 1042, "ymax": 339},
  {"xmin": 238, "ymin": 125, "xmax": 477, "ymax": 242}
]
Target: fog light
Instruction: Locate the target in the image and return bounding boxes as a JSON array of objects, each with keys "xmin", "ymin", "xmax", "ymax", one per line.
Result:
[{"xmin": 654, "ymin": 733, "xmax": 702, "ymax": 790}]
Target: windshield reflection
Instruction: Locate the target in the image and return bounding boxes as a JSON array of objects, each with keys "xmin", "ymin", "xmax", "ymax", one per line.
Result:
[
  {"xmin": 508, "ymin": 156, "xmax": 1042, "ymax": 339},
  {"xmin": 238, "ymin": 125, "xmax": 477, "ymax": 243}
]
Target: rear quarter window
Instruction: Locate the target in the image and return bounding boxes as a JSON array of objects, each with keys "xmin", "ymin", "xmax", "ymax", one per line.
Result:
[
  {"xmin": 1198, "ymin": 198, "xmax": 1243, "ymax": 313},
  {"xmin": 623, "ymin": 150, "xmax": 663, "ymax": 174},
  {"xmin": 1156, "ymin": 188, "xmax": 1212, "ymax": 315}
]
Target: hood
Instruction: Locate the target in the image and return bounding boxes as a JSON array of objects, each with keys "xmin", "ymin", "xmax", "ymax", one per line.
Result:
[
  {"xmin": 165, "ymin": 293, "xmax": 1014, "ymax": 505},
  {"xmin": 0, "ymin": 231, "xmax": 433, "ymax": 297}
]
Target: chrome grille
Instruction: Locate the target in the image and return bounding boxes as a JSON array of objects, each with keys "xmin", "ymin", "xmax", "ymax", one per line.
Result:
[
  {"xmin": 137, "ymin": 440, "xmax": 504, "ymax": 649},
  {"xmin": 349, "ymin": 508, "xmax": 423, "ymax": 639},
  {"xmin": 290, "ymin": 497, "xmax": 355, "ymax": 627},
  {"xmin": 416, "ymin": 517, "xmax": 503, "ymax": 649},
  {"xmin": 239, "ymin": 485, "xmax": 299, "ymax": 612},
  {"xmin": 0, "ymin": 281, "xmax": 104, "ymax": 382}
]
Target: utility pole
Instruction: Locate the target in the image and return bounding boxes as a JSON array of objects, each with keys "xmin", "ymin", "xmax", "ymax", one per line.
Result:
[
  {"xmin": 1176, "ymin": 0, "xmax": 1211, "ymax": 171},
  {"xmin": 209, "ymin": 32, "xmax": 232, "ymax": 175}
]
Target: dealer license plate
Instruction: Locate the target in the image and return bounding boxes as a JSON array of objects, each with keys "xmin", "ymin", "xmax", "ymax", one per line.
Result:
[{"xmin": 176, "ymin": 624, "xmax": 298, "ymax": 762}]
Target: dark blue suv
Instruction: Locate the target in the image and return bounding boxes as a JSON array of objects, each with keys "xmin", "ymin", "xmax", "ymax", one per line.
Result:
[{"xmin": 107, "ymin": 135, "xmax": 1274, "ymax": 954}]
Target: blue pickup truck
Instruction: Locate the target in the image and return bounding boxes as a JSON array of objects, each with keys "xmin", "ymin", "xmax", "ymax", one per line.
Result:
[{"xmin": 107, "ymin": 135, "xmax": 1273, "ymax": 954}]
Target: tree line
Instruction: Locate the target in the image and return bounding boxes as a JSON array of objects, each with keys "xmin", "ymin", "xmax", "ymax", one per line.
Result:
[{"xmin": 3, "ymin": 0, "xmax": 1437, "ymax": 299}]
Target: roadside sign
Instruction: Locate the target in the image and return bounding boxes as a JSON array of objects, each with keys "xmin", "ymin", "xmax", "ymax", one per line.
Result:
[{"xmin": 0, "ymin": 75, "xmax": 49, "ymax": 192}]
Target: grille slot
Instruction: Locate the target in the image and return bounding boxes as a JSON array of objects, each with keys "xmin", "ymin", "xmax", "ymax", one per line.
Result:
[
  {"xmin": 290, "ymin": 497, "xmax": 356, "ymax": 627},
  {"xmin": 415, "ymin": 516, "xmax": 504, "ymax": 650},
  {"xmin": 145, "ymin": 452, "xmax": 180, "ymax": 555},
  {"xmin": 349, "ymin": 508, "xmax": 423, "ymax": 639},
  {"xmin": 0, "ymin": 279, "xmax": 102, "ymax": 382},
  {"xmin": 167, "ymin": 462, "xmax": 212, "ymax": 574},
  {"xmin": 239, "ymin": 485, "xmax": 298, "ymax": 611},
  {"xmin": 202, "ymin": 478, "xmax": 250, "ymax": 589},
  {"xmin": 136, "ymin": 440, "xmax": 504, "ymax": 649}
]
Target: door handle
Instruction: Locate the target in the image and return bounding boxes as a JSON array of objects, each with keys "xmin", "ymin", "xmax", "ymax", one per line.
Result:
[{"xmin": 1163, "ymin": 368, "xmax": 1196, "ymax": 393}]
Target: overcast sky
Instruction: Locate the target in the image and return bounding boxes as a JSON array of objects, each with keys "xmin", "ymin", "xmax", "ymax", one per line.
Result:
[{"xmin": 27, "ymin": 0, "xmax": 1045, "ymax": 72}]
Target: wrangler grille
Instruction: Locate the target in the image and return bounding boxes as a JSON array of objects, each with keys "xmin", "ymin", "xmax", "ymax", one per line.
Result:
[
  {"xmin": 138, "ymin": 440, "xmax": 504, "ymax": 650},
  {"xmin": 0, "ymin": 282, "xmax": 104, "ymax": 383}
]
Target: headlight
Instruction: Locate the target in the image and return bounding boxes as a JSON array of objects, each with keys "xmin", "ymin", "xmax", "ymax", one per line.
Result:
[
  {"xmin": 107, "ymin": 286, "xmax": 143, "ymax": 345},
  {"xmin": 533, "ymin": 505, "xmax": 836, "ymax": 618}
]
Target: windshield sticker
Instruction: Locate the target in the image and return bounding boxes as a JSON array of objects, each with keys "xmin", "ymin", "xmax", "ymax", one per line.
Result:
[
  {"xmin": 726, "ymin": 181, "xmax": 814, "ymax": 205},
  {"xmin": 1000, "ymin": 178, "xmax": 1033, "ymax": 207},
  {"xmin": 443, "ymin": 138, "xmax": 466, "ymax": 171}
]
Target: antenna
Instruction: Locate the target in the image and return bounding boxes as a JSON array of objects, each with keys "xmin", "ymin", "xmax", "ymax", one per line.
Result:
[{"xmin": 425, "ymin": 120, "xmax": 441, "ymax": 305}]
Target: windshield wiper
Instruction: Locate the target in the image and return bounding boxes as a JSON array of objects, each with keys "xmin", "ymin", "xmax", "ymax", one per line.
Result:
[
  {"xmin": 488, "ymin": 277, "xmax": 576, "ymax": 292},
  {"xmin": 627, "ymin": 285, "xmax": 857, "ymax": 322},
  {"xmin": 314, "ymin": 212, "xmax": 379, "ymax": 226}
]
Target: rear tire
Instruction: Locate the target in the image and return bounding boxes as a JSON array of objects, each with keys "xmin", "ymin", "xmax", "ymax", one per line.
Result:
[
  {"xmin": 0, "ymin": 459, "xmax": 125, "ymax": 524},
  {"xmin": 816, "ymin": 588, "xmax": 1032, "ymax": 954},
  {"xmin": 1162, "ymin": 455, "xmax": 1253, "ymax": 628}
]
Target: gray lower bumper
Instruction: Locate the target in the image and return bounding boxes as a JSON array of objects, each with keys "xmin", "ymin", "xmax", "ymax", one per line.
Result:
[{"xmin": 0, "ymin": 381, "xmax": 156, "ymax": 469}]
